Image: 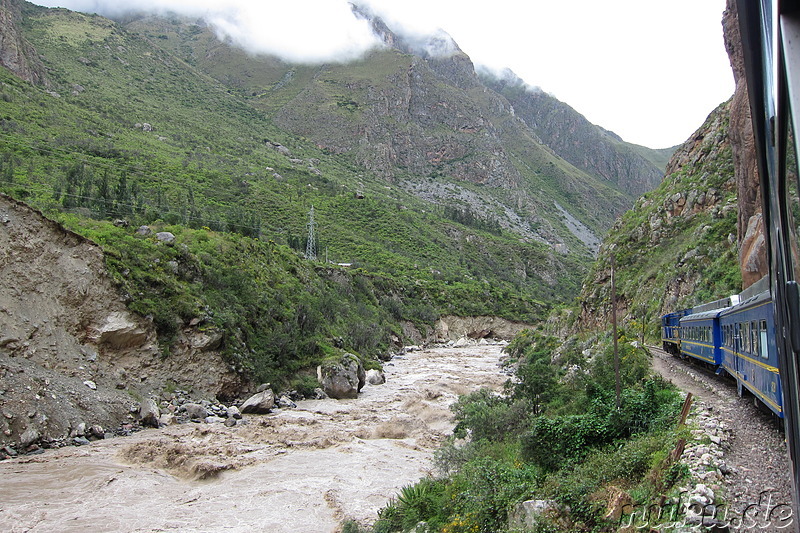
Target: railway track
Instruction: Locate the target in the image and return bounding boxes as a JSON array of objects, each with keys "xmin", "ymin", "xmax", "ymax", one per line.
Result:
[{"xmin": 647, "ymin": 344, "xmax": 793, "ymax": 517}]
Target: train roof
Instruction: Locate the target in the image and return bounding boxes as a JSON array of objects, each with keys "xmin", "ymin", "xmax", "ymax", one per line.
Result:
[
  {"xmin": 661, "ymin": 308, "xmax": 693, "ymax": 320},
  {"xmin": 680, "ymin": 307, "xmax": 730, "ymax": 322},
  {"xmin": 719, "ymin": 289, "xmax": 770, "ymax": 316}
]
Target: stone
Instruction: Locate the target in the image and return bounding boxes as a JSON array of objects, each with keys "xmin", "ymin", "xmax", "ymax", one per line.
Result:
[
  {"xmin": 226, "ymin": 405, "xmax": 242, "ymax": 419},
  {"xmin": 277, "ymin": 395, "xmax": 296, "ymax": 409},
  {"xmin": 2, "ymin": 445, "xmax": 17, "ymax": 457},
  {"xmin": 139, "ymin": 399, "xmax": 161, "ymax": 428},
  {"xmin": 190, "ymin": 330, "xmax": 223, "ymax": 351},
  {"xmin": 159, "ymin": 413, "xmax": 177, "ymax": 426},
  {"xmin": 224, "ymin": 417, "xmax": 237, "ymax": 427},
  {"xmin": 240, "ymin": 390, "xmax": 276, "ymax": 414},
  {"xmin": 73, "ymin": 436, "xmax": 91, "ymax": 446},
  {"xmin": 92, "ymin": 312, "xmax": 148, "ymax": 348},
  {"xmin": 508, "ymin": 500, "xmax": 560, "ymax": 531},
  {"xmin": 155, "ymin": 231, "xmax": 175, "ymax": 244},
  {"xmin": 71, "ymin": 422, "xmax": 87, "ymax": 438},
  {"xmin": 83, "ymin": 380, "xmax": 97, "ymax": 390},
  {"xmin": 366, "ymin": 369, "xmax": 386, "ymax": 385},
  {"xmin": 87, "ymin": 425, "xmax": 105, "ymax": 439},
  {"xmin": 204, "ymin": 416, "xmax": 226, "ymax": 424},
  {"xmin": 181, "ymin": 403, "xmax": 209, "ymax": 420},
  {"xmin": 603, "ymin": 486, "xmax": 633, "ymax": 521},
  {"xmin": 135, "ymin": 225, "xmax": 152, "ymax": 236},
  {"xmin": 20, "ymin": 427, "xmax": 39, "ymax": 448},
  {"xmin": 313, "ymin": 388, "xmax": 328, "ymax": 400},
  {"xmin": 317, "ymin": 353, "xmax": 366, "ymax": 400}
]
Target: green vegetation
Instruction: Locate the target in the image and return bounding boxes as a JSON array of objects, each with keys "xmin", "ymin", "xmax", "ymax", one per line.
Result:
[
  {"xmin": 0, "ymin": 3, "xmax": 600, "ymax": 389},
  {"xmin": 371, "ymin": 331, "xmax": 686, "ymax": 532},
  {"xmin": 577, "ymin": 101, "xmax": 741, "ymax": 342}
]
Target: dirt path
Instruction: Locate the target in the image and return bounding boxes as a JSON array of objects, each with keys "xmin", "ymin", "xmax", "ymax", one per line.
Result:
[{"xmin": 0, "ymin": 343, "xmax": 507, "ymax": 533}]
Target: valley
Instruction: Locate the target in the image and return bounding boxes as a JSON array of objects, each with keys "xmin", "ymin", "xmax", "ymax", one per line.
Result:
[{"xmin": 1, "ymin": 0, "xmax": 790, "ymax": 530}]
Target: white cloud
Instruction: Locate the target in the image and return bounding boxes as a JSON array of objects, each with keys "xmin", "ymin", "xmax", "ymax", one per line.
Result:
[{"xmin": 31, "ymin": 0, "xmax": 382, "ymax": 63}]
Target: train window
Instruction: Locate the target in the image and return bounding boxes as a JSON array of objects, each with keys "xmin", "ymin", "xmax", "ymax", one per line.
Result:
[
  {"xmin": 760, "ymin": 320, "xmax": 769, "ymax": 359},
  {"xmin": 751, "ymin": 321, "xmax": 758, "ymax": 355},
  {"xmin": 741, "ymin": 322, "xmax": 747, "ymax": 352},
  {"xmin": 744, "ymin": 322, "xmax": 752, "ymax": 353}
]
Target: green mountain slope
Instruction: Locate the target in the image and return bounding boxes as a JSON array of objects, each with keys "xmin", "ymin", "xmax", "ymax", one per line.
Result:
[
  {"xmin": 121, "ymin": 11, "xmax": 669, "ymax": 251},
  {"xmin": 574, "ymin": 101, "xmax": 740, "ymax": 334},
  {"xmin": 481, "ymin": 69, "xmax": 670, "ymax": 198},
  {"xmin": 0, "ymin": 0, "xmax": 673, "ymax": 384}
]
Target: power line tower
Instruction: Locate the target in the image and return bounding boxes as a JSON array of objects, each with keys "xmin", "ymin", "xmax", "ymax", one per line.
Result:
[{"xmin": 305, "ymin": 205, "xmax": 317, "ymax": 261}]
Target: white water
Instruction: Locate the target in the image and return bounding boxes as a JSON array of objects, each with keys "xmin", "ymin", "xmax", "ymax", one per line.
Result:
[{"xmin": 0, "ymin": 344, "xmax": 507, "ymax": 533}]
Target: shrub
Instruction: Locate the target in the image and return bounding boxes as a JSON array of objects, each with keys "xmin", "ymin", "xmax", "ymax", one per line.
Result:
[{"xmin": 451, "ymin": 389, "xmax": 532, "ymax": 442}]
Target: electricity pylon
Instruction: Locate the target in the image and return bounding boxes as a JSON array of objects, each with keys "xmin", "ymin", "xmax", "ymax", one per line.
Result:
[{"xmin": 305, "ymin": 205, "xmax": 317, "ymax": 261}]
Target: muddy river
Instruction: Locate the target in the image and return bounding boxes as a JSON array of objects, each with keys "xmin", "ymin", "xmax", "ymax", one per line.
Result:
[{"xmin": 0, "ymin": 343, "xmax": 507, "ymax": 532}]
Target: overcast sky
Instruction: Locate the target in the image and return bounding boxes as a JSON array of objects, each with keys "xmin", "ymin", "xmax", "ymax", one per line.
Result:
[{"xmin": 29, "ymin": 0, "xmax": 734, "ymax": 149}]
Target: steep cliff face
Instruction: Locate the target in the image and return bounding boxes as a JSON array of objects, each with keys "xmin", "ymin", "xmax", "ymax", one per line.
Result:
[
  {"xmin": 482, "ymin": 72, "xmax": 667, "ymax": 198},
  {"xmin": 0, "ymin": 194, "xmax": 243, "ymax": 449},
  {"xmin": 573, "ymin": 2, "xmax": 770, "ymax": 336},
  {"xmin": 0, "ymin": 0, "xmax": 47, "ymax": 86},
  {"xmin": 722, "ymin": 0, "xmax": 767, "ymax": 289},
  {"xmin": 575, "ymin": 101, "xmax": 739, "ymax": 331}
]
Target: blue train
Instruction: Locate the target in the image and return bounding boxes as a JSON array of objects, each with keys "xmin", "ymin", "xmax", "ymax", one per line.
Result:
[{"xmin": 661, "ymin": 282, "xmax": 784, "ymax": 418}]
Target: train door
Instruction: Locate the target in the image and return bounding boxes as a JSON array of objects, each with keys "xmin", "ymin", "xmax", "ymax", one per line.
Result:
[{"xmin": 733, "ymin": 322, "xmax": 744, "ymax": 394}]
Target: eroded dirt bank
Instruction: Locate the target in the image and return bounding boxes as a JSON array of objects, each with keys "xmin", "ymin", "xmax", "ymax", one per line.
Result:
[{"xmin": 0, "ymin": 343, "xmax": 507, "ymax": 532}]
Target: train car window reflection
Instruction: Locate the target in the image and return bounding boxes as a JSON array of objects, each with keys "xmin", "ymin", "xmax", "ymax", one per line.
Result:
[
  {"xmin": 760, "ymin": 320, "xmax": 769, "ymax": 359},
  {"xmin": 786, "ymin": 128, "xmax": 800, "ymax": 275}
]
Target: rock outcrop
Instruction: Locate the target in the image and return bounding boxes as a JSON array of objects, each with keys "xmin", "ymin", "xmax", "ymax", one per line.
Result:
[
  {"xmin": 723, "ymin": 0, "xmax": 767, "ymax": 289},
  {"xmin": 0, "ymin": 0, "xmax": 48, "ymax": 86},
  {"xmin": 435, "ymin": 315, "xmax": 533, "ymax": 342},
  {"xmin": 574, "ymin": 100, "xmax": 739, "ymax": 330}
]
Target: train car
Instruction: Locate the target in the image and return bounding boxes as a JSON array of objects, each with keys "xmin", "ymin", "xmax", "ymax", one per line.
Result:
[
  {"xmin": 719, "ymin": 291, "xmax": 783, "ymax": 418},
  {"xmin": 661, "ymin": 308, "xmax": 691, "ymax": 356},
  {"xmin": 678, "ymin": 308, "xmax": 725, "ymax": 368}
]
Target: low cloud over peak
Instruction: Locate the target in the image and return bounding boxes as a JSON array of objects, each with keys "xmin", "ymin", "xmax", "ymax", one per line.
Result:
[{"xmin": 32, "ymin": 0, "xmax": 384, "ymax": 63}]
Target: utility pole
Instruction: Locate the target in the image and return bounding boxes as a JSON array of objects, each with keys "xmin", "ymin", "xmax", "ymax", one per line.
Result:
[
  {"xmin": 611, "ymin": 252, "xmax": 620, "ymax": 409},
  {"xmin": 305, "ymin": 205, "xmax": 317, "ymax": 261}
]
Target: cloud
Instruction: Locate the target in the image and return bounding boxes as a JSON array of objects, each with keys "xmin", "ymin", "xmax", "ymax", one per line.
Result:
[
  {"xmin": 474, "ymin": 65, "xmax": 543, "ymax": 94},
  {"xmin": 31, "ymin": 0, "xmax": 383, "ymax": 63}
]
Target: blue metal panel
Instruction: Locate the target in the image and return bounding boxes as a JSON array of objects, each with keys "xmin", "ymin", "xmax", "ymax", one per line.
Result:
[
  {"xmin": 719, "ymin": 292, "xmax": 783, "ymax": 417},
  {"xmin": 679, "ymin": 309, "xmax": 725, "ymax": 366}
]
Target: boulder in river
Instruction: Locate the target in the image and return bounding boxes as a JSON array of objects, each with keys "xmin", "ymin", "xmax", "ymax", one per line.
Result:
[
  {"xmin": 240, "ymin": 389, "xmax": 276, "ymax": 414},
  {"xmin": 139, "ymin": 399, "xmax": 161, "ymax": 428},
  {"xmin": 317, "ymin": 353, "xmax": 366, "ymax": 399},
  {"xmin": 366, "ymin": 369, "xmax": 386, "ymax": 385},
  {"xmin": 181, "ymin": 402, "xmax": 209, "ymax": 420}
]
